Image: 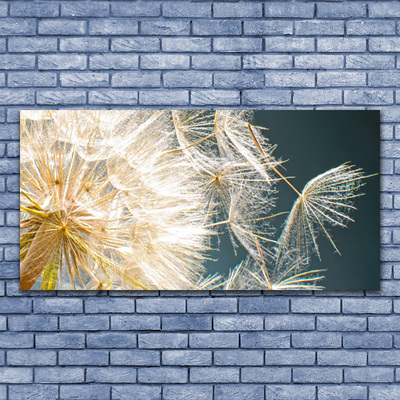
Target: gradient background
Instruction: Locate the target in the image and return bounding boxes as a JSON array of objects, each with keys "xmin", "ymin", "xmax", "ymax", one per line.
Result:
[{"xmin": 207, "ymin": 111, "xmax": 380, "ymax": 291}]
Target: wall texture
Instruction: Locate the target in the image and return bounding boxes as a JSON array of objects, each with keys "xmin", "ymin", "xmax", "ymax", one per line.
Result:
[{"xmin": 0, "ymin": 0, "xmax": 399, "ymax": 399}]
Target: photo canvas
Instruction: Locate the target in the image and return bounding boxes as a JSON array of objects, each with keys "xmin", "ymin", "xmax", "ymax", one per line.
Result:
[{"xmin": 20, "ymin": 110, "xmax": 380, "ymax": 291}]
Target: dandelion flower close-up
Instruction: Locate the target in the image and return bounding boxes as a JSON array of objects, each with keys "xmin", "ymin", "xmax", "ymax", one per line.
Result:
[{"xmin": 20, "ymin": 109, "xmax": 374, "ymax": 291}]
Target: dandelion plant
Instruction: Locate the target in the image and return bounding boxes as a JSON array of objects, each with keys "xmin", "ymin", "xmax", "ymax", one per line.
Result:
[{"xmin": 20, "ymin": 110, "xmax": 367, "ymax": 290}]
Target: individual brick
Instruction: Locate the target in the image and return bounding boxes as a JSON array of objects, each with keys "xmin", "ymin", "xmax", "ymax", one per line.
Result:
[
  {"xmin": 141, "ymin": 55, "xmax": 189, "ymax": 70},
  {"xmin": 139, "ymin": 333, "xmax": 188, "ymax": 349},
  {"xmin": 140, "ymin": 90, "xmax": 188, "ymax": 105},
  {"xmin": 190, "ymin": 367, "xmax": 239, "ymax": 383},
  {"xmin": 162, "ymin": 2, "xmax": 210, "ymax": 18},
  {"xmin": 370, "ymin": 38, "xmax": 400, "ymax": 53},
  {"xmin": 37, "ymin": 90, "xmax": 86, "ymax": 105},
  {"xmin": 264, "ymin": 71, "xmax": 315, "ymax": 88},
  {"xmin": 346, "ymin": 55, "xmax": 395, "ymax": 69},
  {"xmin": 112, "ymin": 385, "xmax": 161, "ymax": 400},
  {"xmin": 8, "ymin": 315, "xmax": 58, "ymax": 331},
  {"xmin": 265, "ymin": 315, "xmax": 315, "ymax": 331},
  {"xmin": 59, "ymin": 315, "xmax": 109, "ymax": 331},
  {"xmin": 0, "ymin": 55, "xmax": 35, "ymax": 69},
  {"xmin": 87, "ymin": 332, "xmax": 137, "ymax": 349},
  {"xmin": 214, "ymin": 385, "xmax": 264, "ymax": 400},
  {"xmin": 140, "ymin": 21, "xmax": 189, "ymax": 36},
  {"xmin": 347, "ymin": 20, "xmax": 395, "ymax": 36},
  {"xmin": 11, "ymin": 2, "xmax": 59, "ymax": 17},
  {"xmin": 214, "ymin": 350, "xmax": 264, "ymax": 366},
  {"xmin": 369, "ymin": 350, "xmax": 400, "ymax": 365},
  {"xmin": 0, "ymin": 367, "xmax": 33, "ymax": 383},
  {"xmin": 8, "ymin": 72, "xmax": 57, "ymax": 88},
  {"xmin": 295, "ymin": 20, "xmax": 344, "ymax": 35},
  {"xmin": 189, "ymin": 332, "xmax": 239, "ymax": 348},
  {"xmin": 111, "ymin": 315, "xmax": 160, "ymax": 330},
  {"xmin": 89, "ymin": 90, "xmax": 138, "ymax": 105},
  {"xmin": 9, "ymin": 385, "xmax": 58, "ymax": 400},
  {"xmin": 214, "ymin": 2, "xmax": 261, "ymax": 17},
  {"xmin": 85, "ymin": 298, "xmax": 135, "ymax": 313},
  {"xmin": 0, "ymin": 19, "xmax": 36, "ymax": 36},
  {"xmin": 264, "ymin": 3, "xmax": 314, "ymax": 18},
  {"xmin": 242, "ymin": 89, "xmax": 291, "ymax": 105},
  {"xmin": 38, "ymin": 55, "xmax": 87, "ymax": 70},
  {"xmin": 292, "ymin": 333, "xmax": 341, "ymax": 349},
  {"xmin": 343, "ymin": 333, "xmax": 392, "ymax": 349},
  {"xmin": 213, "ymin": 315, "xmax": 263, "ymax": 331},
  {"xmin": 245, "ymin": 55, "xmax": 293, "ymax": 70},
  {"xmin": 112, "ymin": 2, "xmax": 159, "ymax": 17},
  {"xmin": 163, "ymin": 385, "xmax": 212, "ymax": 400},
  {"xmin": 317, "ymin": 38, "xmax": 367, "ymax": 53},
  {"xmin": 343, "ymin": 299, "xmax": 392, "ymax": 314},
  {"xmin": 318, "ymin": 71, "xmax": 366, "ymax": 87},
  {"xmin": 9, "ymin": 37, "xmax": 57, "ymax": 53},
  {"xmin": 7, "ymin": 349, "xmax": 56, "ymax": 366},
  {"xmin": 34, "ymin": 298, "xmax": 83, "ymax": 314},
  {"xmin": 60, "ymin": 385, "xmax": 110, "ymax": 400},
  {"xmin": 193, "ymin": 20, "xmax": 241, "ymax": 36},
  {"xmin": 187, "ymin": 298, "xmax": 237, "ymax": 313},
  {"xmin": 60, "ymin": 38, "xmax": 109, "ymax": 52},
  {"xmin": 162, "ymin": 350, "xmax": 211, "ymax": 366},
  {"xmin": 317, "ymin": 350, "xmax": 366, "ymax": 366},
  {"xmin": 110, "ymin": 350, "xmax": 159, "ymax": 366},
  {"xmin": 112, "ymin": 38, "xmax": 160, "ymax": 52},
  {"xmin": 163, "ymin": 71, "xmax": 211, "ymax": 88},
  {"xmin": 265, "ymin": 350, "xmax": 315, "ymax": 366},
  {"xmin": 0, "ymin": 333, "xmax": 33, "ymax": 348},
  {"xmin": 137, "ymin": 297, "xmax": 186, "ymax": 314},
  {"xmin": 36, "ymin": 333, "xmax": 85, "ymax": 349},
  {"xmin": 138, "ymin": 367, "xmax": 187, "ymax": 383},
  {"xmin": 191, "ymin": 90, "xmax": 240, "ymax": 106},
  {"xmin": 369, "ymin": 71, "xmax": 400, "ymax": 87},
  {"xmin": 59, "ymin": 350, "xmax": 109, "ymax": 366},
  {"xmin": 317, "ymin": 3, "xmax": 366, "ymax": 19},
  {"xmin": 86, "ymin": 367, "xmax": 137, "ymax": 383},
  {"xmin": 62, "ymin": 2, "xmax": 110, "ymax": 17},
  {"xmin": 293, "ymin": 367, "xmax": 342, "ymax": 383},
  {"xmin": 318, "ymin": 385, "xmax": 367, "ymax": 400},
  {"xmin": 264, "ymin": 37, "xmax": 314, "ymax": 52},
  {"xmin": 0, "ymin": 298, "xmax": 31, "ymax": 313},
  {"xmin": 244, "ymin": 21, "xmax": 293, "ymax": 36},
  {"xmin": 241, "ymin": 367, "xmax": 291, "ymax": 383},
  {"xmin": 369, "ymin": 3, "xmax": 400, "ymax": 18},
  {"xmin": 345, "ymin": 367, "xmax": 394, "ymax": 383},
  {"xmin": 370, "ymin": 386, "xmax": 400, "ymax": 400},
  {"xmin": 265, "ymin": 385, "xmax": 316, "ymax": 400},
  {"xmin": 192, "ymin": 55, "xmax": 241, "ymax": 70},
  {"xmin": 317, "ymin": 316, "xmax": 366, "ymax": 331},
  {"xmin": 241, "ymin": 332, "xmax": 291, "ymax": 349},
  {"xmin": 239, "ymin": 297, "xmax": 289, "ymax": 313},
  {"xmin": 295, "ymin": 55, "xmax": 344, "ymax": 69},
  {"xmin": 292, "ymin": 298, "xmax": 341, "ymax": 313},
  {"xmin": 35, "ymin": 367, "xmax": 84, "ymax": 383},
  {"xmin": 214, "ymin": 38, "xmax": 262, "ymax": 53},
  {"xmin": 90, "ymin": 54, "xmax": 138, "ymax": 70},
  {"xmin": 38, "ymin": 20, "xmax": 86, "ymax": 35},
  {"xmin": 162, "ymin": 315, "xmax": 211, "ymax": 331},
  {"xmin": 60, "ymin": 72, "xmax": 109, "ymax": 87},
  {"xmin": 344, "ymin": 89, "xmax": 393, "ymax": 105},
  {"xmin": 369, "ymin": 316, "xmax": 400, "ymax": 331},
  {"xmin": 162, "ymin": 38, "xmax": 211, "ymax": 53},
  {"xmin": 89, "ymin": 19, "xmax": 138, "ymax": 35}
]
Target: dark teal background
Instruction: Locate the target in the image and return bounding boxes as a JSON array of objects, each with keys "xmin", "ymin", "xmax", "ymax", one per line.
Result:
[{"xmin": 207, "ymin": 111, "xmax": 380, "ymax": 291}]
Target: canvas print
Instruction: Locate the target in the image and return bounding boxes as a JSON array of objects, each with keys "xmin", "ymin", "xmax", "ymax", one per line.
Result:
[{"xmin": 20, "ymin": 110, "xmax": 380, "ymax": 291}]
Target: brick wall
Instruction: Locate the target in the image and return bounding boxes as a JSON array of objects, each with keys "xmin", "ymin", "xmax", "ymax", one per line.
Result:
[{"xmin": 0, "ymin": 1, "xmax": 399, "ymax": 399}]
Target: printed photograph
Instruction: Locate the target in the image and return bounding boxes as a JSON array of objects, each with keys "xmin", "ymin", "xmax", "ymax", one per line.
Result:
[{"xmin": 20, "ymin": 110, "xmax": 380, "ymax": 291}]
